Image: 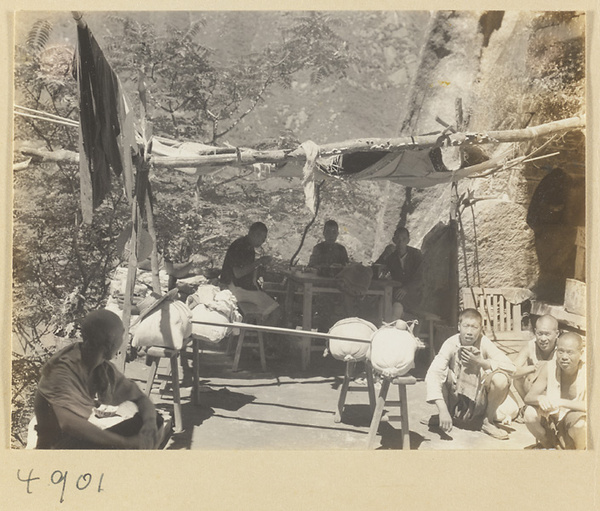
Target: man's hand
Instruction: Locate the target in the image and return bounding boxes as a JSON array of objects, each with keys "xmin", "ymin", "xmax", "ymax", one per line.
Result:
[
  {"xmin": 138, "ymin": 421, "xmax": 159, "ymax": 449},
  {"xmin": 123, "ymin": 422, "xmax": 158, "ymax": 450},
  {"xmin": 538, "ymin": 395, "xmax": 560, "ymax": 414},
  {"xmin": 459, "ymin": 347, "xmax": 485, "ymax": 373},
  {"xmin": 438, "ymin": 407, "xmax": 453, "ymax": 433},
  {"xmin": 257, "ymin": 255, "xmax": 272, "ymax": 267}
]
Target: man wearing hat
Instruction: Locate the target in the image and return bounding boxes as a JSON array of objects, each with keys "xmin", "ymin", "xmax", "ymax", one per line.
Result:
[{"xmin": 34, "ymin": 309, "xmax": 162, "ymax": 449}]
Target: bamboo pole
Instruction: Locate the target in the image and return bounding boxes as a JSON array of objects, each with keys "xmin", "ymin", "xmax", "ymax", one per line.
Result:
[
  {"xmin": 19, "ymin": 115, "xmax": 585, "ymax": 170},
  {"xmin": 116, "ymin": 202, "xmax": 140, "ymax": 372},
  {"xmin": 191, "ymin": 319, "xmax": 374, "ymax": 344},
  {"xmin": 138, "ymin": 73, "xmax": 161, "ymax": 294}
]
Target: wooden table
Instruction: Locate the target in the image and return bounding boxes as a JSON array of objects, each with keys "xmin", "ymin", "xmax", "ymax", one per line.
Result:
[{"xmin": 284, "ymin": 271, "xmax": 400, "ymax": 370}]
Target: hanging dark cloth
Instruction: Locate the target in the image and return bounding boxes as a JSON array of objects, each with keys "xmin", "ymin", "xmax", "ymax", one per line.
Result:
[{"xmin": 74, "ymin": 25, "xmax": 127, "ymax": 223}]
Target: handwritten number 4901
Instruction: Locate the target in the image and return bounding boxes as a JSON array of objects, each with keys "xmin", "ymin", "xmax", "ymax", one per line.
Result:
[{"xmin": 17, "ymin": 469, "xmax": 104, "ymax": 503}]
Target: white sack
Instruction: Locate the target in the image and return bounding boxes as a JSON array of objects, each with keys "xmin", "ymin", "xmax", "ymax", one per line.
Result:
[
  {"xmin": 369, "ymin": 323, "xmax": 420, "ymax": 378},
  {"xmin": 132, "ymin": 300, "xmax": 192, "ymax": 350},
  {"xmin": 188, "ymin": 286, "xmax": 242, "ymax": 343},
  {"xmin": 328, "ymin": 318, "xmax": 377, "ymax": 362}
]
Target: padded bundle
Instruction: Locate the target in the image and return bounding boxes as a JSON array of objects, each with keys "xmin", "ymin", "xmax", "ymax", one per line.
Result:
[
  {"xmin": 187, "ymin": 285, "xmax": 242, "ymax": 343},
  {"xmin": 368, "ymin": 320, "xmax": 420, "ymax": 378},
  {"xmin": 328, "ymin": 317, "xmax": 377, "ymax": 362},
  {"xmin": 132, "ymin": 300, "xmax": 192, "ymax": 350}
]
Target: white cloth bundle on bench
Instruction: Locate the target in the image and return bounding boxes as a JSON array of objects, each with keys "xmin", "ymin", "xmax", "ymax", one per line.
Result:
[
  {"xmin": 328, "ymin": 317, "xmax": 377, "ymax": 362},
  {"xmin": 132, "ymin": 299, "xmax": 192, "ymax": 350},
  {"xmin": 369, "ymin": 320, "xmax": 420, "ymax": 378},
  {"xmin": 187, "ymin": 285, "xmax": 242, "ymax": 343}
]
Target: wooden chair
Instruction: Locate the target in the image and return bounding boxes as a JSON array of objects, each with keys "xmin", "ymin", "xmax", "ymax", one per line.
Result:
[
  {"xmin": 405, "ymin": 310, "xmax": 443, "ymax": 361},
  {"xmin": 461, "ymin": 287, "xmax": 532, "ymax": 341}
]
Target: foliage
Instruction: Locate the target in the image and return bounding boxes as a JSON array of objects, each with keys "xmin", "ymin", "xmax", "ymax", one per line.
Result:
[
  {"xmin": 10, "ymin": 12, "xmax": 357, "ymax": 446},
  {"xmin": 103, "ymin": 12, "xmax": 352, "ymax": 144},
  {"xmin": 12, "ymin": 19, "xmax": 134, "ymax": 444}
]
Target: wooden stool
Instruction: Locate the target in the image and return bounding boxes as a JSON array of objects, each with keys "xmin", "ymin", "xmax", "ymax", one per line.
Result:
[
  {"xmin": 145, "ymin": 347, "xmax": 183, "ymax": 433},
  {"xmin": 366, "ymin": 375, "xmax": 417, "ymax": 450},
  {"xmin": 334, "ymin": 359, "xmax": 376, "ymax": 423},
  {"xmin": 232, "ymin": 302, "xmax": 267, "ymax": 372},
  {"xmin": 191, "ymin": 336, "xmax": 201, "ymax": 406}
]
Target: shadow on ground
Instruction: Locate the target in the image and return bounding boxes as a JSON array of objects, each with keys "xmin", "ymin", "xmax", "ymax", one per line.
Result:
[{"xmin": 125, "ymin": 340, "xmax": 535, "ymax": 450}]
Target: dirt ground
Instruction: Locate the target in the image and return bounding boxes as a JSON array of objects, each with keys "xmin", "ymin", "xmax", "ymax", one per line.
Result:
[{"xmin": 125, "ymin": 339, "xmax": 536, "ymax": 451}]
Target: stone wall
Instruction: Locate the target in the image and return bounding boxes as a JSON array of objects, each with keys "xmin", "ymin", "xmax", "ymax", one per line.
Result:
[{"xmin": 396, "ymin": 11, "xmax": 585, "ymax": 320}]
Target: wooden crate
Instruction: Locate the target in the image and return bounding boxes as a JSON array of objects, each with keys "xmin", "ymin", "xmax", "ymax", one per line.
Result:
[{"xmin": 564, "ymin": 278, "xmax": 586, "ymax": 316}]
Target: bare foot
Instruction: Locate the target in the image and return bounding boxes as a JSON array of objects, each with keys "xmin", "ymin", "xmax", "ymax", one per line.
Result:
[{"xmin": 482, "ymin": 417, "xmax": 509, "ymax": 440}]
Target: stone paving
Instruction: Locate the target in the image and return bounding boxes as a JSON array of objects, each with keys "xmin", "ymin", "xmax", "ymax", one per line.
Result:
[{"xmin": 125, "ymin": 341, "xmax": 536, "ymax": 450}]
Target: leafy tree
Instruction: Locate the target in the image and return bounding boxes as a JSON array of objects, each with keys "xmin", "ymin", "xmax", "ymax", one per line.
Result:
[
  {"xmin": 104, "ymin": 12, "xmax": 352, "ymax": 143},
  {"xmin": 11, "ymin": 12, "xmax": 354, "ymax": 446}
]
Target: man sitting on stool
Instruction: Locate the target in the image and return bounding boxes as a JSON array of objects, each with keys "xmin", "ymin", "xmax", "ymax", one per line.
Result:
[{"xmin": 220, "ymin": 222, "xmax": 282, "ymax": 355}]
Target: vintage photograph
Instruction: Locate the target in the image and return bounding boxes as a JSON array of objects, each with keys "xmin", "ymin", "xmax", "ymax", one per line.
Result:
[{"xmin": 11, "ymin": 10, "xmax": 586, "ymax": 451}]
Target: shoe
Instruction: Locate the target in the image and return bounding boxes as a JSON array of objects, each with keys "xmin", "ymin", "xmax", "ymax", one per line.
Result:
[{"xmin": 482, "ymin": 419, "xmax": 509, "ymax": 440}]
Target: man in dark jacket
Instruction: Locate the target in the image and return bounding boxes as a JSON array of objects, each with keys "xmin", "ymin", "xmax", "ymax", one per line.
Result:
[{"xmin": 375, "ymin": 226, "xmax": 423, "ymax": 320}]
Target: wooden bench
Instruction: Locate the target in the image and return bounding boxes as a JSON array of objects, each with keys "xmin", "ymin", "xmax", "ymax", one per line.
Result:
[
  {"xmin": 232, "ymin": 301, "xmax": 267, "ymax": 372},
  {"xmin": 334, "ymin": 360, "xmax": 376, "ymax": 423},
  {"xmin": 144, "ymin": 346, "xmax": 183, "ymax": 433},
  {"xmin": 366, "ymin": 375, "xmax": 417, "ymax": 450}
]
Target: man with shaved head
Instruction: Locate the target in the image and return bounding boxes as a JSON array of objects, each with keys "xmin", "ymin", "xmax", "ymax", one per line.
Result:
[
  {"xmin": 513, "ymin": 314, "xmax": 559, "ymax": 400},
  {"xmin": 34, "ymin": 309, "xmax": 161, "ymax": 449},
  {"xmin": 524, "ymin": 332, "xmax": 586, "ymax": 449}
]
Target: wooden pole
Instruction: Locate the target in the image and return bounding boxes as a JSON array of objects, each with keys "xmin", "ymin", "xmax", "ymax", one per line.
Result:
[
  {"xmin": 116, "ymin": 200, "xmax": 140, "ymax": 372},
  {"xmin": 448, "ymin": 99, "xmax": 465, "ymax": 326},
  {"xmin": 151, "ymin": 115, "xmax": 585, "ymax": 168},
  {"xmin": 145, "ymin": 192, "xmax": 161, "ymax": 294},
  {"xmin": 19, "ymin": 116, "xmax": 586, "ymax": 170},
  {"xmin": 191, "ymin": 319, "xmax": 374, "ymax": 344},
  {"xmin": 138, "ymin": 72, "xmax": 161, "ymax": 294}
]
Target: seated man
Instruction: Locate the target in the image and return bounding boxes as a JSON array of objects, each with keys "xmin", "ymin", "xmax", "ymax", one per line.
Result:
[
  {"xmin": 219, "ymin": 221, "xmax": 280, "ymax": 324},
  {"xmin": 425, "ymin": 308, "xmax": 516, "ymax": 440},
  {"xmin": 308, "ymin": 220, "xmax": 349, "ymax": 277},
  {"xmin": 221, "ymin": 222, "xmax": 280, "ymax": 325},
  {"xmin": 512, "ymin": 314, "xmax": 559, "ymax": 400},
  {"xmin": 523, "ymin": 332, "xmax": 586, "ymax": 449},
  {"xmin": 34, "ymin": 309, "xmax": 161, "ymax": 449},
  {"xmin": 375, "ymin": 226, "xmax": 422, "ymax": 320}
]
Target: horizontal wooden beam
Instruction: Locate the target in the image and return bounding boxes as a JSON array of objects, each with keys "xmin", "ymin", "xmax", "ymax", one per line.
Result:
[{"xmin": 18, "ymin": 115, "xmax": 585, "ymax": 170}]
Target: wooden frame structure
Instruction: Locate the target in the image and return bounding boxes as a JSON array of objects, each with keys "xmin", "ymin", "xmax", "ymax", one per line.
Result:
[{"xmin": 461, "ymin": 287, "xmax": 532, "ymax": 341}]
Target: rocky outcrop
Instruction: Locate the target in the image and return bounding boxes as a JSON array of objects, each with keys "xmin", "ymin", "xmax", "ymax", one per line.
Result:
[{"xmin": 392, "ymin": 10, "xmax": 584, "ymax": 318}]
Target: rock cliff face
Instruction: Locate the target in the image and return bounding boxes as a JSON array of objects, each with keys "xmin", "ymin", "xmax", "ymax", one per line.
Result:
[{"xmin": 391, "ymin": 11, "xmax": 585, "ymax": 319}]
